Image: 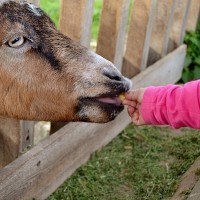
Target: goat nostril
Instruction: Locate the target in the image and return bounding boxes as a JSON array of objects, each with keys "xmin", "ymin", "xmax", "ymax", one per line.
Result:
[{"xmin": 104, "ymin": 71, "xmax": 122, "ymax": 81}]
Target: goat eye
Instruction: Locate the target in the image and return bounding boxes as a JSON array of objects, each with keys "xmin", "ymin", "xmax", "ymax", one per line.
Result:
[{"xmin": 7, "ymin": 36, "xmax": 25, "ymax": 48}]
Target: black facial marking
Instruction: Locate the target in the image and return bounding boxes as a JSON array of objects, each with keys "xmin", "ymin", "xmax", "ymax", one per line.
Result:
[
  {"xmin": 104, "ymin": 81, "xmax": 129, "ymax": 94},
  {"xmin": 36, "ymin": 45, "xmax": 62, "ymax": 71}
]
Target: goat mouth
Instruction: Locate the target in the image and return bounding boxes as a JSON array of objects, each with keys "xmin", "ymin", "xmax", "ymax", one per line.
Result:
[
  {"xmin": 82, "ymin": 92, "xmax": 125, "ymax": 107},
  {"xmin": 78, "ymin": 92, "xmax": 126, "ymax": 122}
]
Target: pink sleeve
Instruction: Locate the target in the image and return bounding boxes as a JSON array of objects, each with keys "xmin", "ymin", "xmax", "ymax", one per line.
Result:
[{"xmin": 141, "ymin": 80, "xmax": 200, "ymax": 129}]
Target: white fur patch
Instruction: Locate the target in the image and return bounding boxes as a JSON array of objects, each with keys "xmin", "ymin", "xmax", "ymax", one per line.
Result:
[
  {"xmin": 27, "ymin": 3, "xmax": 41, "ymax": 16},
  {"xmin": 0, "ymin": 0, "xmax": 10, "ymax": 6}
]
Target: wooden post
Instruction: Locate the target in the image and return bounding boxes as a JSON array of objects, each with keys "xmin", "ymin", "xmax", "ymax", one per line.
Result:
[
  {"xmin": 147, "ymin": 0, "xmax": 175, "ymax": 66},
  {"xmin": 122, "ymin": 0, "xmax": 157, "ymax": 78},
  {"xmin": 168, "ymin": 0, "xmax": 191, "ymax": 53},
  {"xmin": 19, "ymin": 121, "xmax": 35, "ymax": 153},
  {"xmin": 162, "ymin": 0, "xmax": 176, "ymax": 57},
  {"xmin": 59, "ymin": 0, "xmax": 94, "ymax": 48},
  {"xmin": 179, "ymin": 0, "xmax": 191, "ymax": 45},
  {"xmin": 96, "ymin": 0, "xmax": 131, "ymax": 71},
  {"xmin": 0, "ymin": 118, "xmax": 20, "ymax": 168},
  {"xmin": 186, "ymin": 0, "xmax": 200, "ymax": 32}
]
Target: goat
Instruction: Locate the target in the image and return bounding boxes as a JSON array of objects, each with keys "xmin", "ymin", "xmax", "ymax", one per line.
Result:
[{"xmin": 0, "ymin": 0, "xmax": 132, "ymax": 123}]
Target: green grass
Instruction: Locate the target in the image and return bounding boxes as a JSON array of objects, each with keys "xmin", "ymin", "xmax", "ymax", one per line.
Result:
[{"xmin": 48, "ymin": 126, "xmax": 200, "ymax": 200}]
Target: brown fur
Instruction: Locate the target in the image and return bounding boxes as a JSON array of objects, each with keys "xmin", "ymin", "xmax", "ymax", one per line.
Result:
[{"xmin": 0, "ymin": 0, "xmax": 131, "ymax": 123}]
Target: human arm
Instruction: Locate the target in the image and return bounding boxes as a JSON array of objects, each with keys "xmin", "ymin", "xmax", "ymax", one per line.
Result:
[{"xmin": 123, "ymin": 80, "xmax": 200, "ymax": 129}]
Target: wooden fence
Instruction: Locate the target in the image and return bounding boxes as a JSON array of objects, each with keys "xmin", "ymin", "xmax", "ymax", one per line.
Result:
[{"xmin": 0, "ymin": 0, "xmax": 199, "ymax": 199}]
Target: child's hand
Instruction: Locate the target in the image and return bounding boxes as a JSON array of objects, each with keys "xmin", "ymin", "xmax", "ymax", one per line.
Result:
[{"xmin": 123, "ymin": 88, "xmax": 146, "ymax": 125}]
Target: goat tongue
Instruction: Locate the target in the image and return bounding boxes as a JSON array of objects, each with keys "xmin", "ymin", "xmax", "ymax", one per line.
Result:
[{"xmin": 97, "ymin": 96, "xmax": 121, "ymax": 106}]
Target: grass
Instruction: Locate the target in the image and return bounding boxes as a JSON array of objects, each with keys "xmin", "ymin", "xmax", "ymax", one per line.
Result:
[{"xmin": 47, "ymin": 126, "xmax": 200, "ymax": 200}]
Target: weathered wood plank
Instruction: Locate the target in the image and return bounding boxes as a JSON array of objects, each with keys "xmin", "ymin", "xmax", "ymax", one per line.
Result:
[
  {"xmin": 0, "ymin": 45, "xmax": 186, "ymax": 200},
  {"xmin": 168, "ymin": 0, "xmax": 191, "ymax": 52},
  {"xmin": 122, "ymin": 0, "xmax": 157, "ymax": 78},
  {"xmin": 59, "ymin": 0, "xmax": 94, "ymax": 48},
  {"xmin": 132, "ymin": 45, "xmax": 186, "ymax": 87},
  {"xmin": 0, "ymin": 119, "xmax": 35, "ymax": 167},
  {"xmin": 0, "ymin": 118, "xmax": 20, "ymax": 168},
  {"xmin": 96, "ymin": 0, "xmax": 130, "ymax": 71},
  {"xmin": 187, "ymin": 179, "xmax": 200, "ymax": 200},
  {"xmin": 148, "ymin": 0, "xmax": 175, "ymax": 66},
  {"xmin": 179, "ymin": 0, "xmax": 192, "ymax": 45},
  {"xmin": 162, "ymin": 0, "xmax": 176, "ymax": 57},
  {"xmin": 186, "ymin": 0, "xmax": 200, "ymax": 32},
  {"xmin": 19, "ymin": 121, "xmax": 34, "ymax": 153}
]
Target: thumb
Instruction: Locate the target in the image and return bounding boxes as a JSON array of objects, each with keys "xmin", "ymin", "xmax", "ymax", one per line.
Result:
[{"xmin": 125, "ymin": 88, "xmax": 145, "ymax": 103}]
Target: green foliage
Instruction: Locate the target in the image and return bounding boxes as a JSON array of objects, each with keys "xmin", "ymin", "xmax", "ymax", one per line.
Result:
[
  {"xmin": 181, "ymin": 22, "xmax": 200, "ymax": 83},
  {"xmin": 40, "ymin": 0, "xmax": 60, "ymax": 27},
  {"xmin": 92, "ymin": 0, "xmax": 103, "ymax": 40}
]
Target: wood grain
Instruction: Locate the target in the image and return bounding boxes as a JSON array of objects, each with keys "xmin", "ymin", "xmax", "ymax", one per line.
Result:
[
  {"xmin": 59, "ymin": 0, "xmax": 94, "ymax": 48},
  {"xmin": 96, "ymin": 0, "xmax": 130, "ymax": 71},
  {"xmin": 0, "ymin": 45, "xmax": 186, "ymax": 200},
  {"xmin": 162, "ymin": 0, "xmax": 176, "ymax": 57},
  {"xmin": 186, "ymin": 0, "xmax": 200, "ymax": 32},
  {"xmin": 148, "ymin": 0, "xmax": 174, "ymax": 66},
  {"xmin": 122, "ymin": 0, "xmax": 157, "ymax": 78},
  {"xmin": 187, "ymin": 179, "xmax": 200, "ymax": 200},
  {"xmin": 0, "ymin": 118, "xmax": 20, "ymax": 168},
  {"xmin": 19, "ymin": 121, "xmax": 34, "ymax": 153},
  {"xmin": 168, "ymin": 0, "xmax": 191, "ymax": 52}
]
